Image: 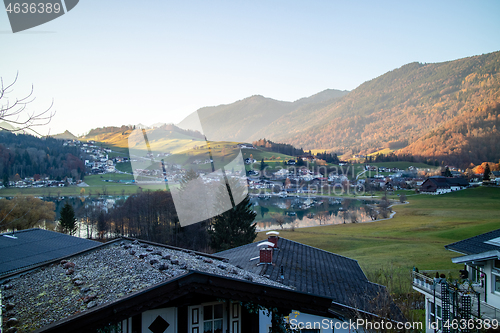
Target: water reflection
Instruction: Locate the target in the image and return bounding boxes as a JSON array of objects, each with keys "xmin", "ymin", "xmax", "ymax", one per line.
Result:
[{"xmin": 250, "ymin": 196, "xmax": 375, "ymax": 231}]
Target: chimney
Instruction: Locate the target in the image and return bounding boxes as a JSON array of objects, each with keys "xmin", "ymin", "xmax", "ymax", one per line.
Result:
[
  {"xmin": 266, "ymin": 231, "xmax": 279, "ymax": 248},
  {"xmin": 257, "ymin": 241, "xmax": 275, "ymax": 264}
]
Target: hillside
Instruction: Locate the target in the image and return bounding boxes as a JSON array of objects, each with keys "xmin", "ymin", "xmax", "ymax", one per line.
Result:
[
  {"xmin": 0, "ymin": 131, "xmax": 84, "ymax": 181},
  {"xmin": 82, "ymin": 124, "xmax": 206, "ymax": 155},
  {"xmin": 48, "ymin": 130, "xmax": 77, "ymax": 140},
  {"xmin": 280, "ymin": 51, "xmax": 500, "ymax": 166},
  {"xmin": 177, "ymin": 89, "xmax": 348, "ymax": 142},
  {"xmin": 177, "ymin": 51, "xmax": 500, "ymax": 167}
]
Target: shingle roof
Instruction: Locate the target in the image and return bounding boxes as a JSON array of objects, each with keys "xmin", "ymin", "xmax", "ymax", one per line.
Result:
[
  {"xmin": 445, "ymin": 228, "xmax": 500, "ymax": 255},
  {"xmin": 1, "ymin": 238, "xmax": 289, "ymax": 332},
  {"xmin": 0, "ymin": 228, "xmax": 100, "ymax": 277},
  {"xmin": 218, "ymin": 237, "xmax": 395, "ymax": 317}
]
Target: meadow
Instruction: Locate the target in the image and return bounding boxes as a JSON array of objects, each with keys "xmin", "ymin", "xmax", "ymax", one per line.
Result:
[{"xmin": 255, "ymin": 187, "xmax": 500, "ymax": 276}]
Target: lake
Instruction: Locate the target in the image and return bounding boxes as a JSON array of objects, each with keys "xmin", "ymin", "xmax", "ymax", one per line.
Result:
[{"xmin": 250, "ymin": 195, "xmax": 377, "ymax": 231}]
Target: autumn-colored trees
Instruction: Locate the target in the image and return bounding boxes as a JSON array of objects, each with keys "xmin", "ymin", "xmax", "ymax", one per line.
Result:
[
  {"xmin": 0, "ymin": 197, "xmax": 55, "ymax": 231},
  {"xmin": 279, "ymin": 51, "xmax": 500, "ymax": 168}
]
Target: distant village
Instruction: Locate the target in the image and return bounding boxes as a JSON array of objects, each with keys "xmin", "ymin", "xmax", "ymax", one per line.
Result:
[{"xmin": 2, "ymin": 140, "xmax": 500, "ymax": 197}]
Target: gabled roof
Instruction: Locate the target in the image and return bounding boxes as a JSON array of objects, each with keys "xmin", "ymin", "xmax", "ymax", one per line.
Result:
[
  {"xmin": 424, "ymin": 176, "xmax": 450, "ymax": 188},
  {"xmin": 218, "ymin": 237, "xmax": 400, "ymax": 319},
  {"xmin": 2, "ymin": 238, "xmax": 294, "ymax": 332},
  {"xmin": 0, "ymin": 228, "xmax": 100, "ymax": 277},
  {"xmin": 445, "ymin": 228, "xmax": 500, "ymax": 255},
  {"xmin": 37, "ymin": 272, "xmax": 333, "ymax": 333},
  {"xmin": 421, "ymin": 176, "xmax": 469, "ymax": 189}
]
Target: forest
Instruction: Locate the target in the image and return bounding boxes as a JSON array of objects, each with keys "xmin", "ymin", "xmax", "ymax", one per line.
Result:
[
  {"xmin": 0, "ymin": 131, "xmax": 85, "ymax": 185},
  {"xmin": 252, "ymin": 138, "xmax": 305, "ymax": 156},
  {"xmin": 277, "ymin": 51, "xmax": 500, "ymax": 167}
]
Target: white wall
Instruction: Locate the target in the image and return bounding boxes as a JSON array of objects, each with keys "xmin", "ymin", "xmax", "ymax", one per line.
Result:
[
  {"xmin": 486, "ymin": 261, "xmax": 500, "ymax": 309},
  {"xmin": 142, "ymin": 307, "xmax": 177, "ymax": 333}
]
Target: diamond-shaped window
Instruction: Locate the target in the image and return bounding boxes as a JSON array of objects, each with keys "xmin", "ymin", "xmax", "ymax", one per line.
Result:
[{"xmin": 148, "ymin": 315, "xmax": 170, "ymax": 333}]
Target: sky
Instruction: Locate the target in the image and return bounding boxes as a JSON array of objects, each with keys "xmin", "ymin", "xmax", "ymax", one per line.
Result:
[{"xmin": 1, "ymin": 0, "xmax": 499, "ymax": 136}]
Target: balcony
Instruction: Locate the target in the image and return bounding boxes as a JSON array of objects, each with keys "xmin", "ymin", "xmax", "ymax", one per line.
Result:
[
  {"xmin": 412, "ymin": 271, "xmax": 443, "ymax": 296},
  {"xmin": 412, "ymin": 271, "xmax": 500, "ymax": 320}
]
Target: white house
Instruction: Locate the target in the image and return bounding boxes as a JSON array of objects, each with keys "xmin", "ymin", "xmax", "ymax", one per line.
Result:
[{"xmin": 412, "ymin": 228, "xmax": 500, "ymax": 332}]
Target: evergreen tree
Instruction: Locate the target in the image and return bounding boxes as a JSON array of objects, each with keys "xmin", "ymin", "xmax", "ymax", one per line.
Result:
[
  {"xmin": 209, "ymin": 181, "xmax": 257, "ymax": 251},
  {"xmin": 260, "ymin": 158, "xmax": 266, "ymax": 171},
  {"xmin": 483, "ymin": 163, "xmax": 491, "ymax": 181},
  {"xmin": 59, "ymin": 201, "xmax": 77, "ymax": 235},
  {"xmin": 442, "ymin": 167, "xmax": 452, "ymax": 177},
  {"xmin": 3, "ymin": 172, "xmax": 9, "ymax": 188}
]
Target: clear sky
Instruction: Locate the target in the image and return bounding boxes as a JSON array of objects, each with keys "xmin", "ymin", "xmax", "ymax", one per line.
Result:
[{"xmin": 1, "ymin": 0, "xmax": 499, "ymax": 136}]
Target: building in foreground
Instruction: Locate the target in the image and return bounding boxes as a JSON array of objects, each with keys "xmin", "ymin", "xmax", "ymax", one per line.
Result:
[
  {"xmin": 1, "ymin": 229, "xmax": 402, "ymax": 332},
  {"xmin": 412, "ymin": 228, "xmax": 500, "ymax": 332}
]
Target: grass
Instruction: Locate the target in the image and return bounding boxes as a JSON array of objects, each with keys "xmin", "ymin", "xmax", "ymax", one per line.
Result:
[
  {"xmin": 0, "ymin": 174, "xmax": 167, "ymax": 197},
  {"xmin": 366, "ymin": 148, "xmax": 395, "ymax": 156},
  {"xmin": 360, "ymin": 161, "xmax": 436, "ymax": 169},
  {"xmin": 256, "ymin": 187, "xmax": 500, "ymax": 275}
]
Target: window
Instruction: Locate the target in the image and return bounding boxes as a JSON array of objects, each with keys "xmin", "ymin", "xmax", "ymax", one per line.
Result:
[
  {"xmin": 190, "ymin": 302, "xmax": 239, "ymax": 333},
  {"xmin": 203, "ymin": 304, "xmax": 223, "ymax": 333},
  {"xmin": 494, "ymin": 274, "xmax": 500, "ymax": 293},
  {"xmin": 429, "ymin": 301, "xmax": 442, "ymax": 330}
]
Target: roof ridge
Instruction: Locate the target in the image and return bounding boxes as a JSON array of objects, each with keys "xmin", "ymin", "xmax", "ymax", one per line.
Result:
[
  {"xmin": 0, "ymin": 227, "xmax": 42, "ymax": 236},
  {"xmin": 120, "ymin": 237, "xmax": 228, "ymax": 261},
  {"xmin": 281, "ymin": 238, "xmax": 359, "ymax": 263}
]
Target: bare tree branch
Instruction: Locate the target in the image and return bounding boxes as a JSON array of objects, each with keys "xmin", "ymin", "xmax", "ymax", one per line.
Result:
[{"xmin": 0, "ymin": 72, "xmax": 55, "ymax": 135}]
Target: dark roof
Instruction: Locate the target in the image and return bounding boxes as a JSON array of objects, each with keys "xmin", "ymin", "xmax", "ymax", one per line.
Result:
[
  {"xmin": 0, "ymin": 228, "xmax": 100, "ymax": 277},
  {"xmin": 425, "ymin": 176, "xmax": 450, "ymax": 188},
  {"xmin": 445, "ymin": 228, "xmax": 500, "ymax": 255},
  {"xmin": 446, "ymin": 177, "xmax": 469, "ymax": 186},
  {"xmin": 2, "ymin": 238, "xmax": 304, "ymax": 332},
  {"xmin": 422, "ymin": 176, "xmax": 469, "ymax": 189},
  {"xmin": 218, "ymin": 237, "xmax": 398, "ymax": 318}
]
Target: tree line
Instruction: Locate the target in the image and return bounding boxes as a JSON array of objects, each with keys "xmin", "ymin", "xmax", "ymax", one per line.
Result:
[
  {"xmin": 78, "ymin": 185, "xmax": 256, "ymax": 253},
  {"xmin": 252, "ymin": 138, "xmax": 305, "ymax": 156}
]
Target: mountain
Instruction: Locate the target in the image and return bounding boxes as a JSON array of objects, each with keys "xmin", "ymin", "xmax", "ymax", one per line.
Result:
[
  {"xmin": 279, "ymin": 51, "xmax": 500, "ymax": 166},
  {"xmin": 48, "ymin": 130, "xmax": 77, "ymax": 140},
  {"xmin": 178, "ymin": 51, "xmax": 500, "ymax": 167},
  {"xmin": 82, "ymin": 124, "xmax": 206, "ymax": 154},
  {"xmin": 177, "ymin": 89, "xmax": 348, "ymax": 142}
]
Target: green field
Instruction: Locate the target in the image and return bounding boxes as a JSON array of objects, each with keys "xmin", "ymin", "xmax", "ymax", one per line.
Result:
[
  {"xmin": 256, "ymin": 187, "xmax": 500, "ymax": 275},
  {"xmin": 0, "ymin": 174, "xmax": 167, "ymax": 197}
]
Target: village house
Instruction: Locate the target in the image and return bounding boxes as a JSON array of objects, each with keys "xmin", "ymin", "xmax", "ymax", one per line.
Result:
[
  {"xmin": 0, "ymin": 230, "xmax": 403, "ymax": 333},
  {"xmin": 412, "ymin": 228, "xmax": 500, "ymax": 332},
  {"xmin": 419, "ymin": 176, "xmax": 469, "ymax": 194}
]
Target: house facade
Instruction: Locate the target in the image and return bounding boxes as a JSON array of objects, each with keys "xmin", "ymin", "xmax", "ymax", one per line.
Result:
[{"xmin": 412, "ymin": 228, "xmax": 500, "ymax": 332}]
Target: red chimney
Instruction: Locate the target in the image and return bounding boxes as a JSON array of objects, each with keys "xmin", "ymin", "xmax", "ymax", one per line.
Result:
[
  {"xmin": 257, "ymin": 241, "xmax": 275, "ymax": 264},
  {"xmin": 266, "ymin": 231, "xmax": 279, "ymax": 248},
  {"xmin": 260, "ymin": 248, "xmax": 273, "ymax": 263}
]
